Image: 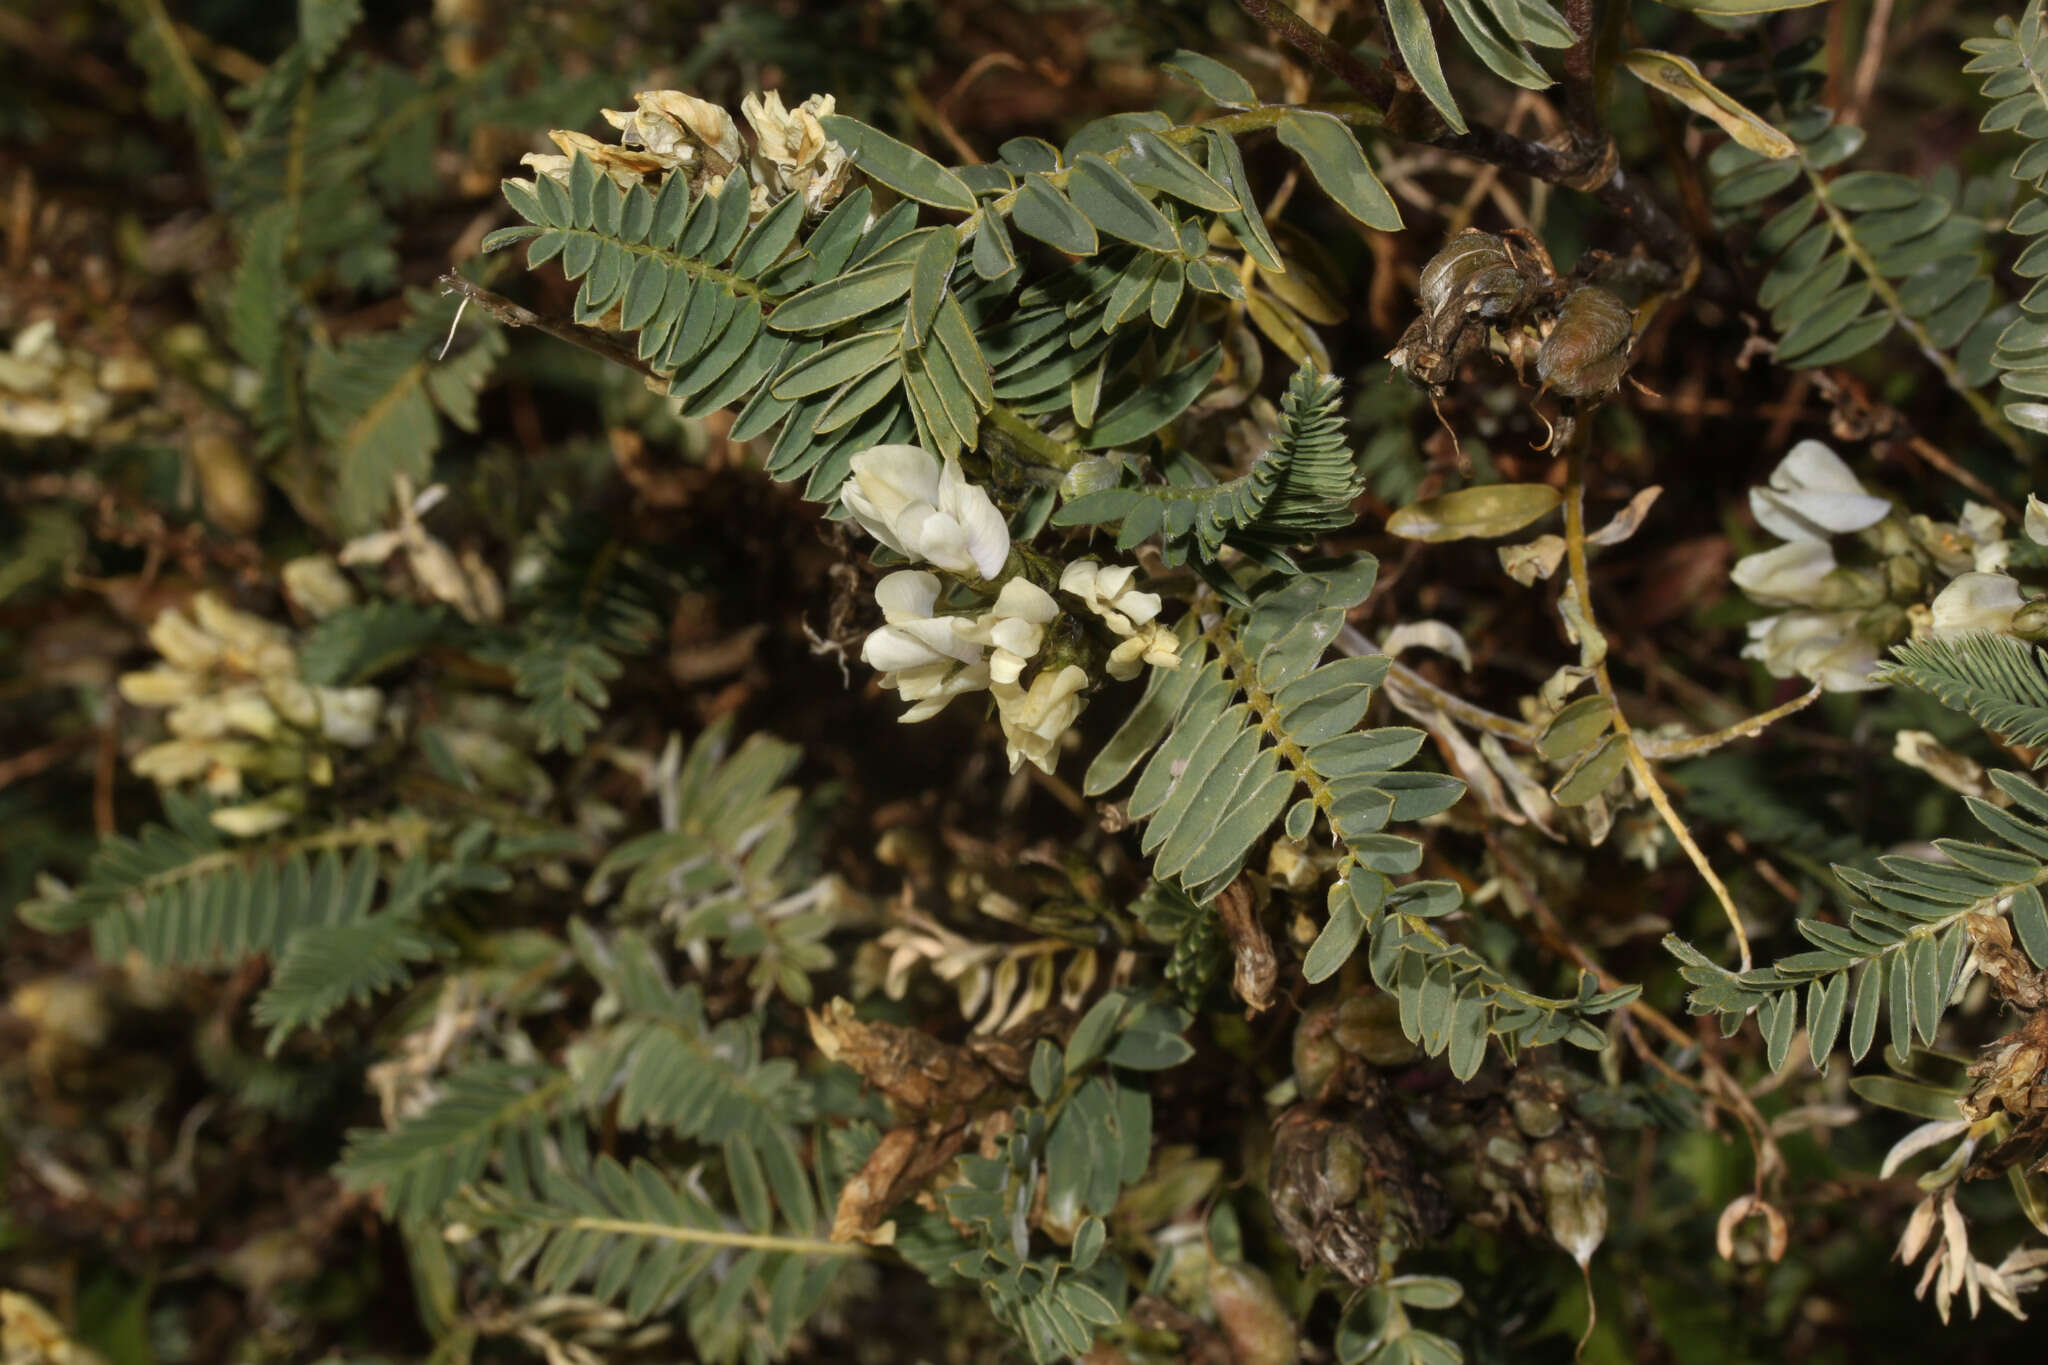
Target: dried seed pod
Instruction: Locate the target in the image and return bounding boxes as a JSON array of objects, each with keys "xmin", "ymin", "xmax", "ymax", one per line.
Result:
[
  {"xmin": 1418, "ymin": 229, "xmax": 1526, "ymax": 325},
  {"xmin": 1536, "ymin": 286, "xmax": 1635, "ymax": 399}
]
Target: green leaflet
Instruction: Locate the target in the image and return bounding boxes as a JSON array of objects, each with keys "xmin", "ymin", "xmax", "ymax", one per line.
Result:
[
  {"xmin": 1065, "ymin": 153, "xmax": 1182, "ymax": 252},
  {"xmin": 1385, "ymin": 0, "xmax": 1467, "ymax": 135},
  {"xmin": 818, "ymin": 113, "xmax": 977, "ymax": 212},
  {"xmin": 1054, "ymin": 361, "xmax": 1363, "ymax": 570},
  {"xmin": 1275, "ymin": 111, "xmax": 1402, "ymax": 231}
]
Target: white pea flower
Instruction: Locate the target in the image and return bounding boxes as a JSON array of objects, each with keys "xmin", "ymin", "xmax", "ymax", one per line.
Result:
[
  {"xmin": 861, "ymin": 571, "xmax": 990, "ymax": 722},
  {"xmin": 992, "ymin": 665, "xmax": 1090, "ymax": 774},
  {"xmin": 2027, "ymin": 494, "xmax": 2048, "ymax": 547},
  {"xmin": 1059, "ymin": 560, "xmax": 1162, "ymax": 635},
  {"xmin": 1742, "ymin": 610, "xmax": 1884, "ymax": 692},
  {"xmin": 1929, "ymin": 572, "xmax": 2027, "ymax": 637},
  {"xmin": 1748, "ymin": 440, "xmax": 1890, "ymax": 543},
  {"xmin": 1729, "ymin": 540, "xmax": 1837, "ymax": 607},
  {"xmin": 840, "ymin": 445, "xmax": 1010, "ymax": 579},
  {"xmin": 1107, "ymin": 622, "xmax": 1183, "ymax": 681},
  {"xmin": 960, "ymin": 578, "xmax": 1058, "ymax": 685}
]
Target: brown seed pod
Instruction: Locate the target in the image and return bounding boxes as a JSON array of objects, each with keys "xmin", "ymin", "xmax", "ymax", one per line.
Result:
[
  {"xmin": 1418, "ymin": 229, "xmax": 1527, "ymax": 327},
  {"xmin": 1536, "ymin": 286, "xmax": 1635, "ymax": 399}
]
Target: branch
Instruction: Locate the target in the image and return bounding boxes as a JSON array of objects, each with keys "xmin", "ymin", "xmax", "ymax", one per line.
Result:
[
  {"xmin": 1238, "ymin": 0, "xmax": 1695, "ymax": 277},
  {"xmin": 438, "ymin": 272, "xmax": 658, "ymax": 380},
  {"xmin": 1561, "ymin": 430, "xmax": 1751, "ymax": 970}
]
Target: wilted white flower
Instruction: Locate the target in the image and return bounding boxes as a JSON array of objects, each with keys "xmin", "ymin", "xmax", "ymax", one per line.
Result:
[
  {"xmin": 1107, "ymin": 622, "xmax": 1182, "ymax": 681},
  {"xmin": 1059, "ymin": 560, "xmax": 1162, "ymax": 635},
  {"xmin": 861, "ymin": 570, "xmax": 990, "ymax": 722},
  {"xmin": 840, "ymin": 445, "xmax": 1010, "ymax": 579},
  {"xmin": 960, "ymin": 578, "xmax": 1057, "ymax": 684},
  {"xmin": 519, "ymin": 128, "xmax": 668, "ymax": 188},
  {"xmin": 1929, "ymin": 571, "xmax": 2027, "ymax": 637},
  {"xmin": 741, "ymin": 90, "xmax": 853, "ymax": 214},
  {"xmin": 992, "ymin": 664, "xmax": 1089, "ymax": 774},
  {"xmin": 603, "ymin": 90, "xmax": 744, "ymax": 174},
  {"xmin": 340, "ymin": 476, "xmax": 502, "ymax": 623},
  {"xmin": 1748, "ymin": 439, "xmax": 1890, "ymax": 542},
  {"xmin": 1742, "ymin": 609, "xmax": 1884, "ymax": 692}
]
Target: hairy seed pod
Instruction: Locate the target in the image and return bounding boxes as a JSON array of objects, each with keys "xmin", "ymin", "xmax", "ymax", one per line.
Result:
[
  {"xmin": 1536, "ymin": 286, "xmax": 1634, "ymax": 399},
  {"xmin": 1208, "ymin": 1262, "xmax": 1299, "ymax": 1365},
  {"xmin": 1418, "ymin": 229, "xmax": 1526, "ymax": 325}
]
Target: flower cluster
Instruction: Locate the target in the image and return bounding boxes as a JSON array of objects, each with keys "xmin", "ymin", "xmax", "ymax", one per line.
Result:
[
  {"xmin": 520, "ymin": 88, "xmax": 852, "ymax": 221},
  {"xmin": 839, "ymin": 445, "xmax": 1180, "ymax": 774},
  {"xmin": 117, "ymin": 576, "xmax": 384, "ymax": 836},
  {"xmin": 1731, "ymin": 441, "xmax": 2048, "ymax": 691}
]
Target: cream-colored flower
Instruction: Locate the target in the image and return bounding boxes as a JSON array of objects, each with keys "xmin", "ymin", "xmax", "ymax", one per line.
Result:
[
  {"xmin": 147, "ymin": 607, "xmax": 223, "ymax": 672},
  {"xmin": 1107, "ymin": 622, "xmax": 1183, "ymax": 680},
  {"xmin": 1748, "ymin": 440, "xmax": 1889, "ymax": 543},
  {"xmin": 317, "ymin": 686, "xmax": 384, "ymax": 747},
  {"xmin": 1058, "ymin": 560, "xmax": 1162, "ymax": 636},
  {"xmin": 603, "ymin": 90, "xmax": 744, "ymax": 175},
  {"xmin": 1729, "ymin": 540, "xmax": 1836, "ymax": 607},
  {"xmin": 118, "ymin": 667, "xmax": 208, "ymax": 707},
  {"xmin": 210, "ymin": 800, "xmax": 297, "ymax": 838},
  {"xmin": 2027, "ymin": 494, "xmax": 2048, "ymax": 547},
  {"xmin": 992, "ymin": 664, "xmax": 1090, "ymax": 774},
  {"xmin": 520, "ymin": 129, "xmax": 669, "ymax": 187},
  {"xmin": 191, "ymin": 592, "xmax": 297, "ymax": 677},
  {"xmin": 861, "ymin": 571, "xmax": 990, "ymax": 722},
  {"xmin": 959, "ymin": 578, "xmax": 1057, "ymax": 684},
  {"xmin": 283, "ymin": 556, "xmax": 358, "ymax": 620},
  {"xmin": 741, "ymin": 90, "xmax": 853, "ymax": 214},
  {"xmin": 840, "ymin": 445, "xmax": 1010, "ymax": 578},
  {"xmin": 1742, "ymin": 610, "xmax": 1884, "ymax": 692},
  {"xmin": 1929, "ymin": 571, "xmax": 2027, "ymax": 637}
]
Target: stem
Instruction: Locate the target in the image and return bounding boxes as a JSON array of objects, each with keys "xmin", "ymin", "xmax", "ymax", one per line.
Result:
[
  {"xmin": 1237, "ymin": 0, "xmax": 1695, "ymax": 276},
  {"xmin": 1802, "ymin": 161, "xmax": 2028, "ymax": 460},
  {"xmin": 441, "ymin": 273, "xmax": 660, "ymax": 380},
  {"xmin": 547, "ymin": 1215, "xmax": 867, "ymax": 1258},
  {"xmin": 1562, "ymin": 431, "xmax": 1752, "ymax": 971}
]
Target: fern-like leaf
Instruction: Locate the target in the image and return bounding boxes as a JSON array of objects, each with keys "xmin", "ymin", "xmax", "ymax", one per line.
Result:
[
  {"xmin": 455, "ymin": 1121, "xmax": 855, "ymax": 1340},
  {"xmin": 587, "ymin": 721, "xmax": 832, "ymax": 1001},
  {"xmin": 307, "ymin": 296, "xmax": 506, "ymax": 534},
  {"xmin": 336, "ymin": 1062, "xmax": 570, "ymax": 1222},
  {"xmin": 1052, "ymin": 361, "xmax": 1361, "ymax": 578},
  {"xmin": 1968, "ymin": 0, "xmax": 2048, "ymax": 435},
  {"xmin": 1666, "ymin": 769, "xmax": 2048, "ymax": 1073},
  {"xmin": 505, "ymin": 510, "xmax": 669, "ymax": 752},
  {"xmin": 1085, "ymin": 557, "xmax": 1631, "ymax": 1066},
  {"xmin": 1881, "ymin": 631, "xmax": 2048, "ymax": 762},
  {"xmin": 1710, "ymin": 105, "xmax": 2021, "ymax": 453},
  {"xmin": 566, "ymin": 921, "xmax": 819, "ymax": 1229}
]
